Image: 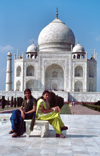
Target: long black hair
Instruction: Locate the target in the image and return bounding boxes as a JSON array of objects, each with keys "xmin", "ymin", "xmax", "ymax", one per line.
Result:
[
  {"xmin": 37, "ymin": 90, "xmax": 50, "ymax": 101},
  {"xmin": 24, "ymin": 88, "xmax": 33, "ymax": 100}
]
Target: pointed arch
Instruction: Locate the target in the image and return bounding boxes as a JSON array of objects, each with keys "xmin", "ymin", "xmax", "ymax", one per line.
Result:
[
  {"xmin": 89, "ymin": 66, "xmax": 94, "ymax": 78},
  {"xmin": 89, "ymin": 82, "xmax": 94, "ymax": 92},
  {"xmin": 26, "ymin": 65, "xmax": 34, "ymax": 76},
  {"xmin": 16, "ymin": 66, "xmax": 21, "ymax": 77},
  {"xmin": 73, "ymin": 55, "xmax": 76, "ymax": 59},
  {"xmin": 45, "ymin": 64, "xmax": 64, "ymax": 90},
  {"xmin": 74, "ymin": 81, "xmax": 83, "ymax": 92},
  {"xmin": 77, "ymin": 54, "xmax": 80, "ymax": 59},
  {"xmin": 16, "ymin": 80, "xmax": 21, "ymax": 91},
  {"xmin": 75, "ymin": 66, "xmax": 83, "ymax": 77}
]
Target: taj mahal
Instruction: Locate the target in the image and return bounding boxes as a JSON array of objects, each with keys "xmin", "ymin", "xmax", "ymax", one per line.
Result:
[{"xmin": 0, "ymin": 10, "xmax": 100, "ymax": 102}]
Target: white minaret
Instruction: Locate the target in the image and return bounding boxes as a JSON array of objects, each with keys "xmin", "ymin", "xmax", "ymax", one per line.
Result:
[{"xmin": 5, "ymin": 52, "xmax": 12, "ymax": 91}]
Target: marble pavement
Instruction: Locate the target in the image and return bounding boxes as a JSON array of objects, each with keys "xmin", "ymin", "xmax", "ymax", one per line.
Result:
[{"xmin": 0, "ymin": 114, "xmax": 100, "ymax": 156}]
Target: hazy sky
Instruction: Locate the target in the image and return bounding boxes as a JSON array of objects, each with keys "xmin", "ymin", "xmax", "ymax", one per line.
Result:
[{"xmin": 0, "ymin": 0, "xmax": 100, "ymax": 91}]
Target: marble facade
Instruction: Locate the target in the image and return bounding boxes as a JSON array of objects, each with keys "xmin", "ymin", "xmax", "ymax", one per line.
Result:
[{"xmin": 2, "ymin": 12, "xmax": 99, "ymax": 102}]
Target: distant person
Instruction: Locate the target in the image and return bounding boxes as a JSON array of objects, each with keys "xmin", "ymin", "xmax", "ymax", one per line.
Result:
[
  {"xmin": 36, "ymin": 90, "xmax": 68, "ymax": 138},
  {"xmin": 72, "ymin": 99, "xmax": 75, "ymax": 106},
  {"xmin": 9, "ymin": 88, "xmax": 36, "ymax": 137}
]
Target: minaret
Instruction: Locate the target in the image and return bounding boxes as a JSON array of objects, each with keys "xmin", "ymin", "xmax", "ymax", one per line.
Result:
[
  {"xmin": 5, "ymin": 52, "xmax": 12, "ymax": 91},
  {"xmin": 17, "ymin": 49, "xmax": 19, "ymax": 59},
  {"xmin": 94, "ymin": 49, "xmax": 97, "ymax": 60}
]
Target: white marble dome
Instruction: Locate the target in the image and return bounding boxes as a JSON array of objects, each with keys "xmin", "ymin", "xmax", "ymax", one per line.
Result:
[
  {"xmin": 73, "ymin": 43, "xmax": 85, "ymax": 53},
  {"xmin": 26, "ymin": 43, "xmax": 37, "ymax": 53},
  {"xmin": 38, "ymin": 18, "xmax": 75, "ymax": 51}
]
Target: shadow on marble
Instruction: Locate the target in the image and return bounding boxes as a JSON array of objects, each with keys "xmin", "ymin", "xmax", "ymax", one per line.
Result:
[{"xmin": 66, "ymin": 134, "xmax": 98, "ymax": 138}]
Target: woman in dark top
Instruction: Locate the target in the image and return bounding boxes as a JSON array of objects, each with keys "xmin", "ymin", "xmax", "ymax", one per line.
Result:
[{"xmin": 9, "ymin": 88, "xmax": 36, "ymax": 137}]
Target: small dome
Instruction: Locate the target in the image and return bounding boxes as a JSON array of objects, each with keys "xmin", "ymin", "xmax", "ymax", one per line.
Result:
[
  {"xmin": 73, "ymin": 43, "xmax": 85, "ymax": 53},
  {"xmin": 7, "ymin": 52, "xmax": 12, "ymax": 57},
  {"xmin": 38, "ymin": 18, "xmax": 75, "ymax": 51},
  {"xmin": 26, "ymin": 43, "xmax": 37, "ymax": 53}
]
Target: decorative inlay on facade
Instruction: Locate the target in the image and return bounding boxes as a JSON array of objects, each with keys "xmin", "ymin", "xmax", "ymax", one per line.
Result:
[{"xmin": 44, "ymin": 60, "xmax": 65, "ymax": 70}]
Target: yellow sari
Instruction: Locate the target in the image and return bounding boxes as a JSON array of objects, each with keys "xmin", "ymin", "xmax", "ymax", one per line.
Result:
[{"xmin": 36, "ymin": 99, "xmax": 64, "ymax": 134}]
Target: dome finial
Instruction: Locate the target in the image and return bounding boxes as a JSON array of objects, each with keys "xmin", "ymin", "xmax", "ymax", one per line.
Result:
[{"xmin": 56, "ymin": 8, "xmax": 58, "ymax": 19}]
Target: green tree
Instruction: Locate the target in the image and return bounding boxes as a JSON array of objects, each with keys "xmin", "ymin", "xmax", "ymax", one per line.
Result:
[
  {"xmin": 14, "ymin": 98, "xmax": 16, "ymax": 107},
  {"xmin": 11, "ymin": 96, "xmax": 13, "ymax": 107},
  {"xmin": 48, "ymin": 92, "xmax": 64, "ymax": 109},
  {"xmin": 16, "ymin": 97, "xmax": 19, "ymax": 107},
  {"xmin": 19, "ymin": 97, "xmax": 23, "ymax": 106},
  {"xmin": 1, "ymin": 96, "xmax": 5, "ymax": 109},
  {"xmin": 7, "ymin": 97, "xmax": 9, "ymax": 108}
]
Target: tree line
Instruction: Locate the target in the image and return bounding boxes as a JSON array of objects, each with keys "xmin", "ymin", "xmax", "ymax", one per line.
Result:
[
  {"xmin": 1, "ymin": 96, "xmax": 23, "ymax": 109},
  {"xmin": 0, "ymin": 92, "xmax": 64, "ymax": 110}
]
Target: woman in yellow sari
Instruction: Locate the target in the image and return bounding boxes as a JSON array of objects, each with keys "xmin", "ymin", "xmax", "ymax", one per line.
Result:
[{"xmin": 36, "ymin": 90, "xmax": 68, "ymax": 138}]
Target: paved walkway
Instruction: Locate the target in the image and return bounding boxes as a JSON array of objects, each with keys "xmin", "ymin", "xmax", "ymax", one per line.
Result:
[
  {"xmin": 0, "ymin": 113, "xmax": 100, "ymax": 156},
  {"xmin": 70, "ymin": 105, "xmax": 100, "ymax": 115},
  {"xmin": 1, "ymin": 105, "xmax": 100, "ymax": 115}
]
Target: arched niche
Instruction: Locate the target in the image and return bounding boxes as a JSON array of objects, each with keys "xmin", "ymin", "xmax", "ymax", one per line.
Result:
[
  {"xmin": 75, "ymin": 66, "xmax": 83, "ymax": 77},
  {"xmin": 89, "ymin": 66, "xmax": 94, "ymax": 78},
  {"xmin": 45, "ymin": 64, "xmax": 64, "ymax": 91},
  {"xmin": 26, "ymin": 80, "xmax": 34, "ymax": 91},
  {"xmin": 26, "ymin": 65, "xmax": 34, "ymax": 76},
  {"xmin": 77, "ymin": 54, "xmax": 80, "ymax": 59},
  {"xmin": 89, "ymin": 82, "xmax": 94, "ymax": 92},
  {"xmin": 16, "ymin": 66, "xmax": 21, "ymax": 77},
  {"xmin": 16, "ymin": 80, "xmax": 21, "ymax": 91},
  {"xmin": 73, "ymin": 55, "xmax": 76, "ymax": 59},
  {"xmin": 74, "ymin": 81, "xmax": 83, "ymax": 92}
]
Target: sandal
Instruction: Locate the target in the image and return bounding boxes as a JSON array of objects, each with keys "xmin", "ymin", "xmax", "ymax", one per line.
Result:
[
  {"xmin": 9, "ymin": 130, "xmax": 15, "ymax": 134},
  {"xmin": 12, "ymin": 133, "xmax": 19, "ymax": 137},
  {"xmin": 56, "ymin": 134, "xmax": 65, "ymax": 138},
  {"xmin": 61, "ymin": 126, "xmax": 68, "ymax": 131}
]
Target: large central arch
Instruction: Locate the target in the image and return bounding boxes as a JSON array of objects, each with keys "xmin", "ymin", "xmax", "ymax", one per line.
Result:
[
  {"xmin": 45, "ymin": 64, "xmax": 64, "ymax": 90},
  {"xmin": 74, "ymin": 81, "xmax": 83, "ymax": 92}
]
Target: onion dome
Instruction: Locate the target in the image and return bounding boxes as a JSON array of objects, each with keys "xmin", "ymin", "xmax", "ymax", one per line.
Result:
[
  {"xmin": 26, "ymin": 42, "xmax": 37, "ymax": 59},
  {"xmin": 26, "ymin": 43, "xmax": 37, "ymax": 53},
  {"xmin": 38, "ymin": 12, "xmax": 75, "ymax": 52},
  {"xmin": 73, "ymin": 43, "xmax": 85, "ymax": 53}
]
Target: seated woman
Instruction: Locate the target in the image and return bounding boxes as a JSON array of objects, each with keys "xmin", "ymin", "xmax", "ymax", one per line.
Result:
[
  {"xmin": 9, "ymin": 88, "xmax": 36, "ymax": 137},
  {"xmin": 36, "ymin": 90, "xmax": 68, "ymax": 138}
]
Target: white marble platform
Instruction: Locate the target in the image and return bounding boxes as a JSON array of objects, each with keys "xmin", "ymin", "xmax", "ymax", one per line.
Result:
[{"xmin": 0, "ymin": 114, "xmax": 100, "ymax": 156}]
